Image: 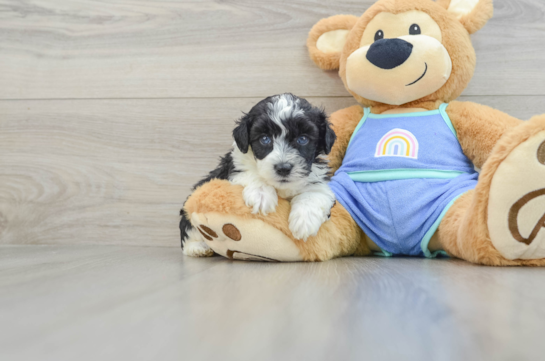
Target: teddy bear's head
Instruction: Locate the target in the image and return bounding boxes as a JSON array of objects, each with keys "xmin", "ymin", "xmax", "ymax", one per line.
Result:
[{"xmin": 308, "ymin": 0, "xmax": 493, "ymax": 106}]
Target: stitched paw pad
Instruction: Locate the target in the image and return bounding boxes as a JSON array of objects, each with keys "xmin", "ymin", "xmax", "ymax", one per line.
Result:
[
  {"xmin": 488, "ymin": 130, "xmax": 545, "ymax": 260},
  {"xmin": 189, "ymin": 213, "xmax": 302, "ymax": 262}
]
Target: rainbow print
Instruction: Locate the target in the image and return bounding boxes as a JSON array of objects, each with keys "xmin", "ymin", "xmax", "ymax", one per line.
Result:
[{"xmin": 375, "ymin": 128, "xmax": 419, "ymax": 159}]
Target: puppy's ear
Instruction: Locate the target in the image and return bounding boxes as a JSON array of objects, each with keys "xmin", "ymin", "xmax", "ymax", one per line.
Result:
[
  {"xmin": 233, "ymin": 114, "xmax": 252, "ymax": 153},
  {"xmin": 440, "ymin": 0, "xmax": 494, "ymax": 34},
  {"xmin": 322, "ymin": 120, "xmax": 337, "ymax": 155},
  {"xmin": 307, "ymin": 15, "xmax": 359, "ymax": 70},
  {"xmin": 316, "ymin": 110, "xmax": 336, "ymax": 155}
]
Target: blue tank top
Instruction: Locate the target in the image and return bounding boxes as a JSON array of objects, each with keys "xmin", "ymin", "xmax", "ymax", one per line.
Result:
[{"xmin": 338, "ymin": 104, "xmax": 477, "ymax": 182}]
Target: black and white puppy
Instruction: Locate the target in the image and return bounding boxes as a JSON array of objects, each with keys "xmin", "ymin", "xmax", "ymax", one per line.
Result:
[{"xmin": 180, "ymin": 93, "xmax": 337, "ymax": 257}]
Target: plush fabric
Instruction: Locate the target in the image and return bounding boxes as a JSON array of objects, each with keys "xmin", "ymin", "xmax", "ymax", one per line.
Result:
[
  {"xmin": 446, "ymin": 101, "xmax": 522, "ymax": 168},
  {"xmin": 335, "ymin": 0, "xmax": 477, "ymax": 107},
  {"xmin": 438, "ymin": 116, "xmax": 545, "ymax": 266},
  {"xmin": 317, "ymin": 29, "xmax": 351, "ymax": 54},
  {"xmin": 184, "ymin": 0, "xmax": 545, "ymax": 265},
  {"xmin": 307, "ymin": 15, "xmax": 359, "ymax": 71},
  {"xmin": 184, "ymin": 179, "xmax": 370, "ymax": 261}
]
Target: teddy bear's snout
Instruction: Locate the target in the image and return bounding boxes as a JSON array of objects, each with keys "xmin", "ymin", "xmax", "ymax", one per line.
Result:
[
  {"xmin": 366, "ymin": 38, "xmax": 413, "ymax": 70},
  {"xmin": 538, "ymin": 140, "xmax": 545, "ymax": 165}
]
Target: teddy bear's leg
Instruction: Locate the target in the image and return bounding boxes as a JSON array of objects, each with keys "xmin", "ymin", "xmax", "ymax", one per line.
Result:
[
  {"xmin": 437, "ymin": 116, "xmax": 545, "ymax": 266},
  {"xmin": 183, "ymin": 179, "xmax": 370, "ymax": 262}
]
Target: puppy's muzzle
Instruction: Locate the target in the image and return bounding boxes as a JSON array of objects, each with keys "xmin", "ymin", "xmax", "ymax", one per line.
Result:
[
  {"xmin": 366, "ymin": 38, "xmax": 413, "ymax": 69},
  {"xmin": 274, "ymin": 163, "xmax": 293, "ymax": 177}
]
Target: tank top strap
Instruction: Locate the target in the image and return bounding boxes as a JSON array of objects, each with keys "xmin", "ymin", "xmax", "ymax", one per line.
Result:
[
  {"xmin": 348, "ymin": 107, "xmax": 371, "ymax": 147},
  {"xmin": 439, "ymin": 103, "xmax": 458, "ymax": 139}
]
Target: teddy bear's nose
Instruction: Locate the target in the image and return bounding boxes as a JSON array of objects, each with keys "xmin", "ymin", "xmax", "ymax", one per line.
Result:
[{"xmin": 366, "ymin": 38, "xmax": 413, "ymax": 70}]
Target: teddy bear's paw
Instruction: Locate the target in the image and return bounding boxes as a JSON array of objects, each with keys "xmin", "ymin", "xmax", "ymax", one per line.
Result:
[
  {"xmin": 488, "ymin": 129, "xmax": 545, "ymax": 260},
  {"xmin": 288, "ymin": 201, "xmax": 329, "ymax": 241},
  {"xmin": 242, "ymin": 184, "xmax": 278, "ymax": 215},
  {"xmin": 190, "ymin": 212, "xmax": 303, "ymax": 262}
]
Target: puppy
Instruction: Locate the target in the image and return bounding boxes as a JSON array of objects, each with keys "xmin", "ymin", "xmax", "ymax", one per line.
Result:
[{"xmin": 180, "ymin": 93, "xmax": 337, "ymax": 257}]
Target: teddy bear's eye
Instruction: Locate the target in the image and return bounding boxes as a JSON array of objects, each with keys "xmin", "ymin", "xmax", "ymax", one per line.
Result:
[
  {"xmin": 409, "ymin": 24, "xmax": 421, "ymax": 35},
  {"xmin": 374, "ymin": 30, "xmax": 384, "ymax": 41}
]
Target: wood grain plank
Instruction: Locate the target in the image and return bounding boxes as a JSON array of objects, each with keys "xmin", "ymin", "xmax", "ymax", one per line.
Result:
[
  {"xmin": 2, "ymin": 246, "xmax": 545, "ymax": 361},
  {"xmin": 1, "ymin": 95, "xmax": 544, "ymax": 247},
  {"xmin": 1, "ymin": 0, "xmax": 545, "ymax": 99}
]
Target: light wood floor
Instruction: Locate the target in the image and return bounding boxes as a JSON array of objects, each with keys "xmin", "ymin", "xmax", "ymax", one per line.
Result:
[
  {"xmin": 3, "ymin": 245, "xmax": 545, "ymax": 361},
  {"xmin": 2, "ymin": 0, "xmax": 545, "ymax": 360}
]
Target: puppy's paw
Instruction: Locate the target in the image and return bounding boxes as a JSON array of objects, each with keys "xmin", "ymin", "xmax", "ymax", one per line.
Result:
[
  {"xmin": 183, "ymin": 241, "xmax": 214, "ymax": 257},
  {"xmin": 243, "ymin": 185, "xmax": 278, "ymax": 215},
  {"xmin": 289, "ymin": 202, "xmax": 328, "ymax": 241},
  {"xmin": 183, "ymin": 228, "xmax": 215, "ymax": 257}
]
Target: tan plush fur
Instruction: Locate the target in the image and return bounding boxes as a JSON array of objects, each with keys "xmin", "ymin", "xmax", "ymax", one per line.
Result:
[
  {"xmin": 435, "ymin": 0, "xmax": 452, "ymax": 9},
  {"xmin": 307, "ymin": 15, "xmax": 359, "ymax": 71},
  {"xmin": 458, "ymin": 0, "xmax": 494, "ymax": 34},
  {"xmin": 438, "ymin": 116, "xmax": 545, "ymax": 266},
  {"xmin": 435, "ymin": 0, "xmax": 493, "ymax": 34},
  {"xmin": 447, "ymin": 101, "xmax": 522, "ymax": 168},
  {"xmin": 184, "ymin": 179, "xmax": 368, "ymax": 261},
  {"xmin": 185, "ymin": 0, "xmax": 545, "ymax": 265},
  {"xmin": 337, "ymin": 0, "xmax": 477, "ymax": 108}
]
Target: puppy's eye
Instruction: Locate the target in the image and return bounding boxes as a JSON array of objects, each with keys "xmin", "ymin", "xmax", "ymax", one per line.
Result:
[
  {"xmin": 297, "ymin": 136, "xmax": 309, "ymax": 146},
  {"xmin": 259, "ymin": 136, "xmax": 272, "ymax": 145},
  {"xmin": 409, "ymin": 24, "xmax": 421, "ymax": 35},
  {"xmin": 374, "ymin": 30, "xmax": 384, "ymax": 41}
]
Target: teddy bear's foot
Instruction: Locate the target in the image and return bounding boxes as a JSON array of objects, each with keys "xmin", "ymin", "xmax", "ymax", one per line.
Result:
[
  {"xmin": 190, "ymin": 212, "xmax": 303, "ymax": 262},
  {"xmin": 487, "ymin": 118, "xmax": 545, "ymax": 260},
  {"xmin": 184, "ymin": 179, "xmax": 369, "ymax": 262}
]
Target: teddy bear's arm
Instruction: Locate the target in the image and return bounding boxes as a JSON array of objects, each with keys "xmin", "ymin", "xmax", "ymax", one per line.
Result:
[
  {"xmin": 327, "ymin": 105, "xmax": 364, "ymax": 172},
  {"xmin": 447, "ymin": 101, "xmax": 523, "ymax": 169}
]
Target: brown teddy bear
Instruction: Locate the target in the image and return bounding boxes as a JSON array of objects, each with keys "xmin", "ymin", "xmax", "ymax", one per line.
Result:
[{"xmin": 183, "ymin": 0, "xmax": 545, "ymax": 266}]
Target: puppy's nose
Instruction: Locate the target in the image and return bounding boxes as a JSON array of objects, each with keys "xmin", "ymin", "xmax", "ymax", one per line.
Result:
[
  {"xmin": 366, "ymin": 38, "xmax": 413, "ymax": 70},
  {"xmin": 274, "ymin": 163, "xmax": 293, "ymax": 177}
]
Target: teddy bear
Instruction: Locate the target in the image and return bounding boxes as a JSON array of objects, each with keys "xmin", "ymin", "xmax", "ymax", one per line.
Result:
[{"xmin": 183, "ymin": 0, "xmax": 545, "ymax": 266}]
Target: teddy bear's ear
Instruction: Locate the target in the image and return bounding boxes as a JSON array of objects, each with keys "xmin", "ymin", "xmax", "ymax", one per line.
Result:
[
  {"xmin": 439, "ymin": 0, "xmax": 494, "ymax": 34},
  {"xmin": 307, "ymin": 15, "xmax": 359, "ymax": 70}
]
